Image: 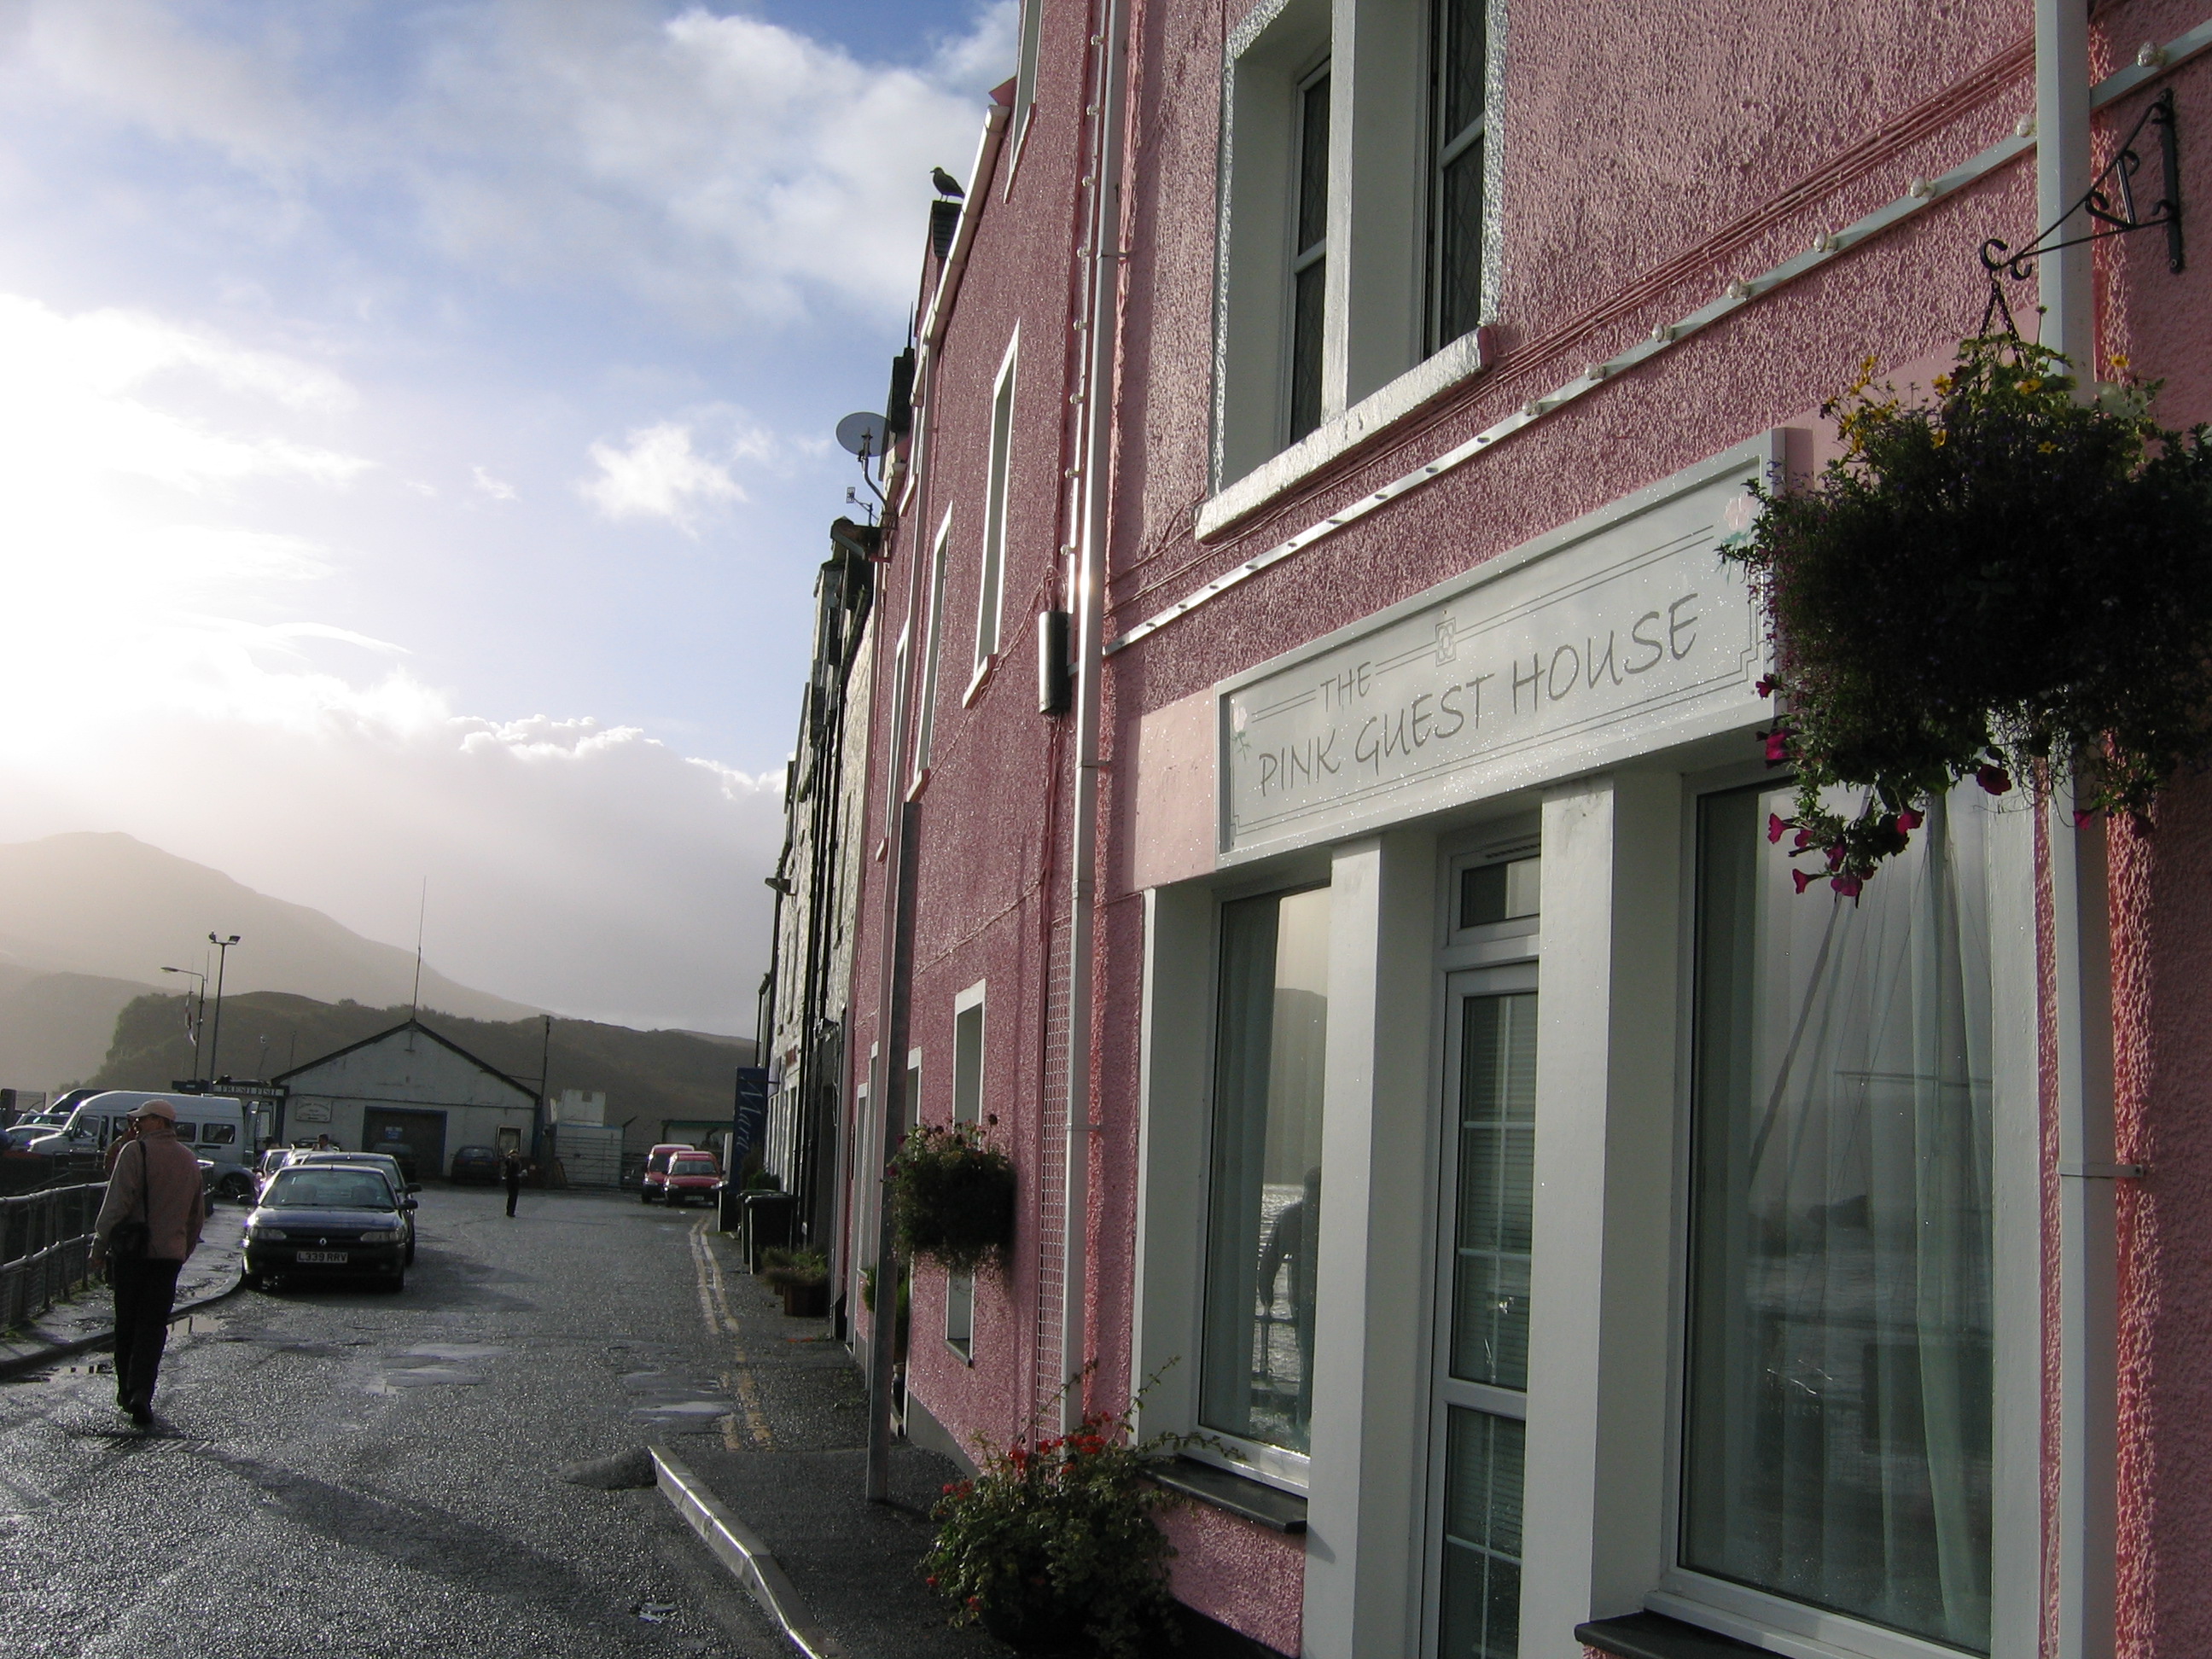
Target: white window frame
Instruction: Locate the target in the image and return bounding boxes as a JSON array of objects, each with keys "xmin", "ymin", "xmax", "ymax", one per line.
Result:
[
  {"xmin": 1643, "ymin": 766, "xmax": 2045, "ymax": 1659},
  {"xmin": 913, "ymin": 509, "xmax": 954, "ymax": 793},
  {"xmin": 971, "ymin": 330, "xmax": 1019, "ymax": 692},
  {"xmin": 946, "ymin": 977, "xmax": 987, "ymax": 1360},
  {"xmin": 1004, "ymin": 0, "xmax": 1045, "ymax": 193},
  {"xmin": 1205, "ymin": 0, "xmax": 1504, "ymax": 538}
]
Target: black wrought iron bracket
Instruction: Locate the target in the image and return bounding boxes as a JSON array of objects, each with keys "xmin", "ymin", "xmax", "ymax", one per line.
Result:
[{"xmin": 1979, "ymin": 88, "xmax": 2182, "ymax": 336}]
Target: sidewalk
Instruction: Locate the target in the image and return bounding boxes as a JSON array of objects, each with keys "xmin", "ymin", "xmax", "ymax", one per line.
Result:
[
  {"xmin": 0, "ymin": 1219, "xmax": 245, "ymax": 1379},
  {"xmin": 668, "ymin": 1218, "xmax": 1009, "ymax": 1659}
]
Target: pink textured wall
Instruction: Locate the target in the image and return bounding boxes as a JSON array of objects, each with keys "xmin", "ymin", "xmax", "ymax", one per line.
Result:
[{"xmin": 1157, "ymin": 1503, "xmax": 1304, "ymax": 1656}]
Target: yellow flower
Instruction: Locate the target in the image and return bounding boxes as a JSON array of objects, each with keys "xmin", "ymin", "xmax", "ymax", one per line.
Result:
[
  {"xmin": 1932, "ymin": 430, "xmax": 1947, "ymax": 448},
  {"xmin": 2018, "ymin": 377, "xmax": 2043, "ymax": 394},
  {"xmin": 2111, "ymin": 353, "xmax": 2131, "ymax": 371},
  {"xmin": 2040, "ymin": 441, "xmax": 2056, "ymax": 453},
  {"xmin": 1933, "ymin": 375, "xmax": 1953, "ymax": 393}
]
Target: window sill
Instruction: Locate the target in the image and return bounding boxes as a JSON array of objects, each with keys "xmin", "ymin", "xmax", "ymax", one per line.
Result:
[
  {"xmin": 1149, "ymin": 1456, "xmax": 1307, "ymax": 1534},
  {"xmin": 1198, "ymin": 326, "xmax": 1495, "ymax": 542},
  {"xmin": 1577, "ymin": 1613, "xmax": 1773, "ymax": 1659},
  {"xmin": 963, "ymin": 655, "xmax": 995, "ymax": 707},
  {"xmin": 944, "ymin": 1338, "xmax": 973, "ymax": 1367}
]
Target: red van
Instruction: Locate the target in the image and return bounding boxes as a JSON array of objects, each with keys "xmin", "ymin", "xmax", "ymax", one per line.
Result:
[{"xmin": 641, "ymin": 1143, "xmax": 710, "ymax": 1204}]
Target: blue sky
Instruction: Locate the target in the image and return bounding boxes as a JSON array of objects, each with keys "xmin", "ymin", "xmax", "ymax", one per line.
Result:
[{"xmin": 0, "ymin": 1, "xmax": 1010, "ymax": 1030}]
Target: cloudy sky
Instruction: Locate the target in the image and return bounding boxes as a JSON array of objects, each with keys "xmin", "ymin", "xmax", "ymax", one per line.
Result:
[{"xmin": 0, "ymin": 0, "xmax": 1006, "ymax": 1032}]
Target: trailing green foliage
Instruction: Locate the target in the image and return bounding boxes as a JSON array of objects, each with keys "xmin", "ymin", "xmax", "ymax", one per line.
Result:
[
  {"xmin": 888, "ymin": 1119, "xmax": 1016, "ymax": 1275},
  {"xmin": 1724, "ymin": 335, "xmax": 2212, "ymax": 890},
  {"xmin": 926, "ymin": 1389, "xmax": 1187, "ymax": 1657}
]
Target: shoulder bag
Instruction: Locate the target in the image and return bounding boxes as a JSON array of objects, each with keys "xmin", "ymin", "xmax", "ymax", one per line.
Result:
[{"xmin": 108, "ymin": 1140, "xmax": 152, "ymax": 1262}]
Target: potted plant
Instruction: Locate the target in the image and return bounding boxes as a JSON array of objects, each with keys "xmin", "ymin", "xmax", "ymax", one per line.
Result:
[
  {"xmin": 760, "ymin": 1246, "xmax": 830, "ymax": 1318},
  {"xmin": 888, "ymin": 1117, "xmax": 1016, "ymax": 1275},
  {"xmin": 925, "ymin": 1392, "xmax": 1187, "ymax": 1657},
  {"xmin": 1723, "ymin": 334, "xmax": 2212, "ymax": 891}
]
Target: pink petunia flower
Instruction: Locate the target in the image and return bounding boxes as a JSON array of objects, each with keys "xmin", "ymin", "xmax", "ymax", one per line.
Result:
[
  {"xmin": 1976, "ymin": 765, "xmax": 2013, "ymax": 795},
  {"xmin": 1792, "ymin": 869, "xmax": 1817, "ymax": 894},
  {"xmin": 1767, "ymin": 813, "xmax": 1790, "ymax": 843},
  {"xmin": 1897, "ymin": 807, "xmax": 1924, "ymax": 831},
  {"xmin": 1831, "ymin": 875, "xmax": 1864, "ymax": 898}
]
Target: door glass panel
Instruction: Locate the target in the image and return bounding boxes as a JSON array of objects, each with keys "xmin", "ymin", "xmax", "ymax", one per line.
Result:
[
  {"xmin": 1438, "ymin": 1406, "xmax": 1523, "ymax": 1659},
  {"xmin": 1452, "ymin": 992, "xmax": 1536, "ymax": 1388}
]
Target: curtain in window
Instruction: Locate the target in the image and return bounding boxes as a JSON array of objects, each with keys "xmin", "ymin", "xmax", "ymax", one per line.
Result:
[
  {"xmin": 1202, "ymin": 885, "xmax": 1330, "ymax": 1453},
  {"xmin": 1684, "ymin": 786, "xmax": 1994, "ymax": 1654}
]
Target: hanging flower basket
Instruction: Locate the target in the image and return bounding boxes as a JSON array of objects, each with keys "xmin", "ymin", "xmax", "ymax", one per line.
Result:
[
  {"xmin": 888, "ymin": 1119, "xmax": 1016, "ymax": 1276},
  {"xmin": 1722, "ymin": 334, "xmax": 2212, "ymax": 891}
]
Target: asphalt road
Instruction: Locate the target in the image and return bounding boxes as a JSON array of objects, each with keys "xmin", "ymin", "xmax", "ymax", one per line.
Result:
[{"xmin": 0, "ymin": 1183, "xmax": 792, "ymax": 1659}]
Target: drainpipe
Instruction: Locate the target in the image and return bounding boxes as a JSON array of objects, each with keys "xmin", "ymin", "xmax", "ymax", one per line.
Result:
[
  {"xmin": 1060, "ymin": 0, "xmax": 1129, "ymax": 1433},
  {"xmin": 2037, "ymin": 4, "xmax": 2117, "ymax": 1656}
]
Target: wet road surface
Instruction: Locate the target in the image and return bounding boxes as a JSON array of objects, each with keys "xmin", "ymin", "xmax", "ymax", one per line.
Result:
[{"xmin": 0, "ymin": 1184, "xmax": 789, "ymax": 1658}]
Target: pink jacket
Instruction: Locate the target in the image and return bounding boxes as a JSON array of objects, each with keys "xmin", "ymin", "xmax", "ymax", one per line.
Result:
[{"xmin": 95, "ymin": 1131, "xmax": 206, "ymax": 1262}]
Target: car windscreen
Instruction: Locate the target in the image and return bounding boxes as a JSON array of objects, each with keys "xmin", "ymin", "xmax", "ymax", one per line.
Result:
[
  {"xmin": 262, "ymin": 1170, "xmax": 395, "ymax": 1210},
  {"xmin": 672, "ymin": 1160, "xmax": 717, "ymax": 1176}
]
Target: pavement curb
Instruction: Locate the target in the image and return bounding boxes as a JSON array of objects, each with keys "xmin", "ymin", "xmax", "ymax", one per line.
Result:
[
  {"xmin": 649, "ymin": 1440, "xmax": 850, "ymax": 1659},
  {"xmin": 0, "ymin": 1267, "xmax": 247, "ymax": 1382}
]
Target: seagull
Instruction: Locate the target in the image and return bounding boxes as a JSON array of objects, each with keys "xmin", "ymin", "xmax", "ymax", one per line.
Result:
[{"xmin": 931, "ymin": 166, "xmax": 966, "ymax": 200}]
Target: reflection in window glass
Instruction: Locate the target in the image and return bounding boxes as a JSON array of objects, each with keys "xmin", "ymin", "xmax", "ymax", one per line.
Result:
[
  {"xmin": 1459, "ymin": 855, "xmax": 1540, "ymax": 928},
  {"xmin": 1429, "ymin": 0, "xmax": 1488, "ymax": 348},
  {"xmin": 1202, "ymin": 884, "xmax": 1330, "ymax": 1453},
  {"xmin": 1684, "ymin": 785, "xmax": 1994, "ymax": 1652},
  {"xmin": 1287, "ymin": 68, "xmax": 1330, "ymax": 445}
]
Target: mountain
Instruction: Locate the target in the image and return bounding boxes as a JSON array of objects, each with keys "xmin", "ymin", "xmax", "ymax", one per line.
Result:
[
  {"xmin": 93, "ymin": 991, "xmax": 758, "ymax": 1153},
  {"xmin": 0, "ymin": 964, "xmax": 162, "ymax": 1095},
  {"xmin": 0, "ymin": 832, "xmax": 540, "ymax": 1027}
]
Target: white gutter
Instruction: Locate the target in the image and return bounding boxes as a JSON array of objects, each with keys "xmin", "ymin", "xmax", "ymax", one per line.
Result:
[
  {"xmin": 1061, "ymin": 0, "xmax": 1129, "ymax": 1432},
  {"xmin": 2040, "ymin": 4, "xmax": 2120, "ymax": 1655}
]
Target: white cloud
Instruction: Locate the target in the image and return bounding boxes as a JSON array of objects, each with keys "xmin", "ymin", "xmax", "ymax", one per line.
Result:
[
  {"xmin": 579, "ymin": 420, "xmax": 746, "ymax": 529},
  {"xmin": 471, "ymin": 463, "xmax": 516, "ymax": 501},
  {"xmin": 0, "ymin": 1, "xmax": 1022, "ymax": 326}
]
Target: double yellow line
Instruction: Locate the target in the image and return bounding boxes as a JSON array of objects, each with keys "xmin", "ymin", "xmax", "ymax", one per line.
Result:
[{"xmin": 689, "ymin": 1214, "xmax": 772, "ymax": 1452}]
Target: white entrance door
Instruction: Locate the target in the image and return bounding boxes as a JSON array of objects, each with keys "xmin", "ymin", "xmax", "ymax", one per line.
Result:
[{"xmin": 1427, "ymin": 964, "xmax": 1538, "ymax": 1659}]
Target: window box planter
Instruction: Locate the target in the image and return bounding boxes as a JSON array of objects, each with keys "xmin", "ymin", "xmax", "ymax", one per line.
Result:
[{"xmin": 888, "ymin": 1121, "xmax": 1016, "ymax": 1276}]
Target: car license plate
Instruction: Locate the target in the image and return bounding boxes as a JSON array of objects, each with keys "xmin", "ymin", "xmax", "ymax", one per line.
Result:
[{"xmin": 295, "ymin": 1249, "xmax": 348, "ymax": 1264}]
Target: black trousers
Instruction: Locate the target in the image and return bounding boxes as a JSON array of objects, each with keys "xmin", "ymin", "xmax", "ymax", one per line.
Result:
[
  {"xmin": 111, "ymin": 1255, "xmax": 183, "ymax": 1412},
  {"xmin": 504, "ymin": 1179, "xmax": 520, "ymax": 1216}
]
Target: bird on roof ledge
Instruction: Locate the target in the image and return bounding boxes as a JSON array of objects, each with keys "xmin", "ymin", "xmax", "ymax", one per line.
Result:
[{"xmin": 931, "ymin": 166, "xmax": 965, "ymax": 200}]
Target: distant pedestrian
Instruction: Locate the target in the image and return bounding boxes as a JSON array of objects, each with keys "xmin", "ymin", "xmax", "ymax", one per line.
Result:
[
  {"xmin": 503, "ymin": 1150, "xmax": 527, "ymax": 1217},
  {"xmin": 313, "ymin": 1133, "xmax": 334, "ymax": 1152},
  {"xmin": 90, "ymin": 1100, "xmax": 206, "ymax": 1428},
  {"xmin": 102, "ymin": 1115, "xmax": 140, "ymax": 1176}
]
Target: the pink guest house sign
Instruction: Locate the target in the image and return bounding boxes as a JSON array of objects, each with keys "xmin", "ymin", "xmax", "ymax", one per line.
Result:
[{"xmin": 1218, "ymin": 437, "xmax": 1779, "ymax": 860}]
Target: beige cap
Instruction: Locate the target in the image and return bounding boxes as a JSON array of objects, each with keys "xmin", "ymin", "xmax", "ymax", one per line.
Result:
[{"xmin": 125, "ymin": 1099, "xmax": 177, "ymax": 1122}]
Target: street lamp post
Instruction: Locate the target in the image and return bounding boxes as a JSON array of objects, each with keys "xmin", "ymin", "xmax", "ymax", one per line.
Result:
[
  {"xmin": 207, "ymin": 934, "xmax": 241, "ymax": 1084},
  {"xmin": 160, "ymin": 966, "xmax": 207, "ymax": 1082}
]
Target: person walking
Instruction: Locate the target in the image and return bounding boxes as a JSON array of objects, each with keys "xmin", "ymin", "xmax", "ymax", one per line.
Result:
[
  {"xmin": 102, "ymin": 1115, "xmax": 140, "ymax": 1176},
  {"xmin": 90, "ymin": 1100, "xmax": 205, "ymax": 1428},
  {"xmin": 502, "ymin": 1148, "xmax": 527, "ymax": 1218}
]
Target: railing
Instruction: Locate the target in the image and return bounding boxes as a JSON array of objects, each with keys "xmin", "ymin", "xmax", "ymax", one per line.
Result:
[{"xmin": 0, "ymin": 1181, "xmax": 106, "ymax": 1334}]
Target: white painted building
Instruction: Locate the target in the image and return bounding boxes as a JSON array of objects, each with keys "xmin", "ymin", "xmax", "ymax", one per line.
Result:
[{"xmin": 273, "ymin": 1019, "xmax": 539, "ymax": 1180}]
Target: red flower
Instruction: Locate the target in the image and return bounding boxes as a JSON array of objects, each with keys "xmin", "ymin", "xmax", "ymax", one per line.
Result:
[
  {"xmin": 1897, "ymin": 807, "xmax": 1924, "ymax": 832},
  {"xmin": 1792, "ymin": 869, "xmax": 1817, "ymax": 894},
  {"xmin": 1976, "ymin": 765, "xmax": 2013, "ymax": 795},
  {"xmin": 2070, "ymin": 808, "xmax": 2098, "ymax": 829},
  {"xmin": 1831, "ymin": 874, "xmax": 1864, "ymax": 899},
  {"xmin": 1825, "ymin": 841, "xmax": 1847, "ymax": 869},
  {"xmin": 1763, "ymin": 730, "xmax": 1790, "ymax": 765},
  {"xmin": 1755, "ymin": 675, "xmax": 1780, "ymax": 699},
  {"xmin": 1767, "ymin": 813, "xmax": 1790, "ymax": 843},
  {"xmin": 1791, "ymin": 827, "xmax": 1820, "ymax": 853}
]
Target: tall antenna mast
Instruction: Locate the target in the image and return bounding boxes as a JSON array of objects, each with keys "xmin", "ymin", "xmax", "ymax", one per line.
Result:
[{"xmin": 410, "ymin": 878, "xmax": 427, "ymax": 1018}]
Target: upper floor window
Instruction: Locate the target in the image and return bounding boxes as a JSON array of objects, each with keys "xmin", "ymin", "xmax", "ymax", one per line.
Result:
[
  {"xmin": 1012, "ymin": 0, "xmax": 1044, "ymax": 160},
  {"xmin": 1287, "ymin": 63, "xmax": 1331, "ymax": 445},
  {"xmin": 975, "ymin": 334, "xmax": 1017, "ymax": 677},
  {"xmin": 914, "ymin": 511, "xmax": 952, "ymax": 786},
  {"xmin": 1429, "ymin": 0, "xmax": 1488, "ymax": 351}
]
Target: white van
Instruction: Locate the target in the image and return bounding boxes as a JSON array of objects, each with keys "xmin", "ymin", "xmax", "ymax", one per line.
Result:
[{"xmin": 25, "ymin": 1091, "xmax": 254, "ymax": 1202}]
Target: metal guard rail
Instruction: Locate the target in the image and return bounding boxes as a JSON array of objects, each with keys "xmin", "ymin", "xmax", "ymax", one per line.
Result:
[{"xmin": 0, "ymin": 1180, "xmax": 107, "ymax": 1335}]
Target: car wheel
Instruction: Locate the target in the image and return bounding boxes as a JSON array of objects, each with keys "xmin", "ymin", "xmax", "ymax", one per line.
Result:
[
  {"xmin": 218, "ymin": 1173, "xmax": 252, "ymax": 1204},
  {"xmin": 405, "ymin": 1240, "xmax": 416, "ymax": 1266},
  {"xmin": 639, "ymin": 1188, "xmax": 654, "ymax": 1204},
  {"xmin": 385, "ymin": 1270, "xmax": 405, "ymax": 1294}
]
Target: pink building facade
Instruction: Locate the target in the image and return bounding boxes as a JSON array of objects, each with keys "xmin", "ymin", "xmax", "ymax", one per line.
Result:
[{"xmin": 827, "ymin": 3, "xmax": 2212, "ymax": 1656}]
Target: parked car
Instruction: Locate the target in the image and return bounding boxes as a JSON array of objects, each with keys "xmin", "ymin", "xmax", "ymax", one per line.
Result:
[
  {"xmin": 449, "ymin": 1145, "xmax": 504, "ymax": 1185},
  {"xmin": 291, "ymin": 1155, "xmax": 417, "ymax": 1263},
  {"xmin": 242, "ymin": 1164, "xmax": 415, "ymax": 1292},
  {"xmin": 656, "ymin": 1151, "xmax": 722, "ymax": 1208},
  {"xmin": 639, "ymin": 1144, "xmax": 696, "ymax": 1204}
]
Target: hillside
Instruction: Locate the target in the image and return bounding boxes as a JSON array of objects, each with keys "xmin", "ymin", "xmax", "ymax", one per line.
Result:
[
  {"xmin": 93, "ymin": 991, "xmax": 758, "ymax": 1149},
  {"xmin": 0, "ymin": 832, "xmax": 539, "ymax": 1025},
  {"xmin": 0, "ymin": 964, "xmax": 161, "ymax": 1093}
]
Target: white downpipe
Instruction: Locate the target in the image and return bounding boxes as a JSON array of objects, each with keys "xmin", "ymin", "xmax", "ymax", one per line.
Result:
[
  {"xmin": 1062, "ymin": 0, "xmax": 1128, "ymax": 1434},
  {"xmin": 2037, "ymin": 3, "xmax": 2117, "ymax": 1655}
]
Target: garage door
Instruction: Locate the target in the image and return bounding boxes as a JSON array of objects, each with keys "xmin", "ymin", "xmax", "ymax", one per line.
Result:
[{"xmin": 362, "ymin": 1109, "xmax": 447, "ymax": 1181}]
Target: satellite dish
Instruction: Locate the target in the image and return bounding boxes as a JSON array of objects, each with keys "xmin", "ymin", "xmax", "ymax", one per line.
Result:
[{"xmin": 836, "ymin": 411, "xmax": 888, "ymax": 457}]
